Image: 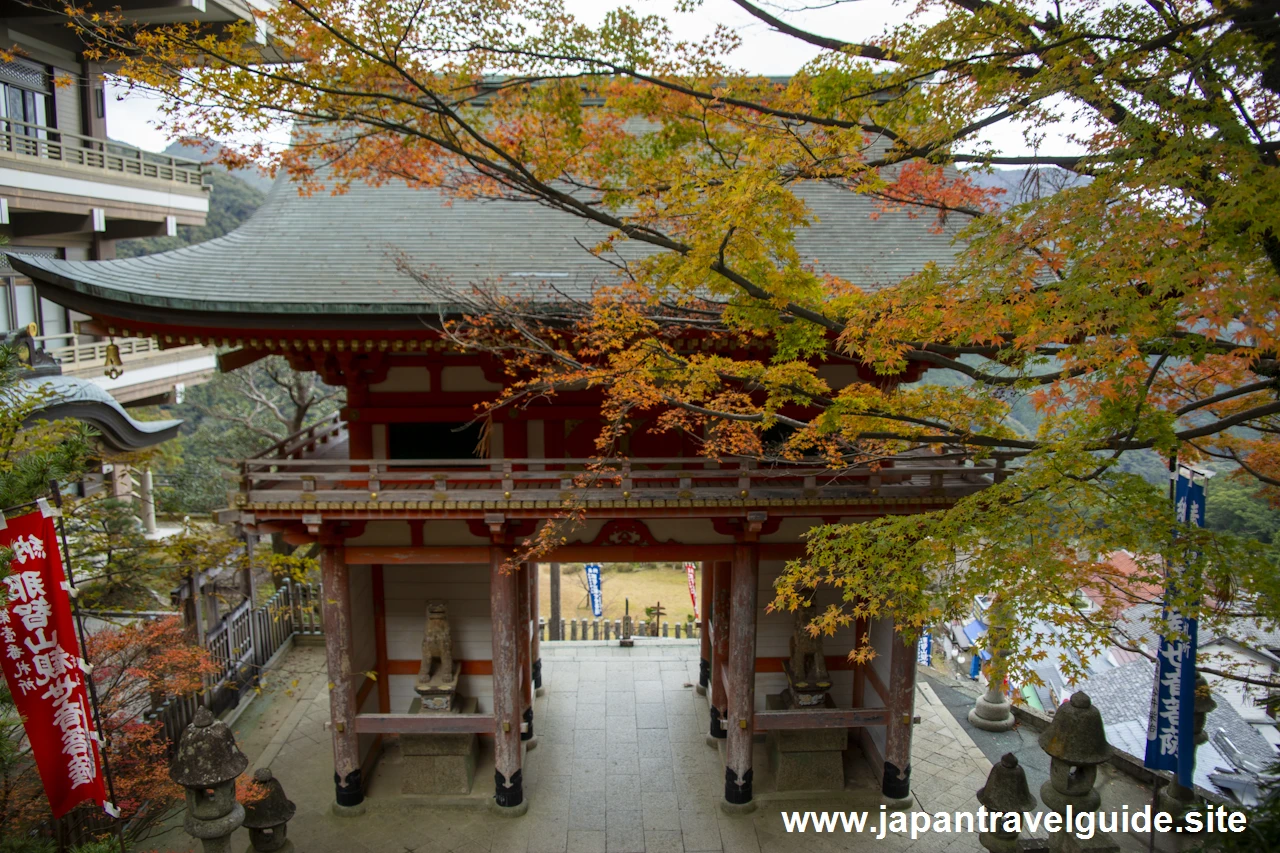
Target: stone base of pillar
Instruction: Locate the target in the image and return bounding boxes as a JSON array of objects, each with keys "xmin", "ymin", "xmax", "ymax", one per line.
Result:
[
  {"xmin": 532, "ymin": 659, "xmax": 543, "ymax": 693},
  {"xmin": 697, "ymin": 658, "xmax": 710, "ymax": 696},
  {"xmin": 718, "ymin": 799, "xmax": 758, "ymax": 816},
  {"xmin": 331, "ymin": 801, "xmax": 368, "ymax": 818},
  {"xmin": 969, "ymin": 687, "xmax": 1017, "ymax": 732}
]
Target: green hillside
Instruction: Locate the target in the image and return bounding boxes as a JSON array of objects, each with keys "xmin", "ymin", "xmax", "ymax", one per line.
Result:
[{"xmin": 117, "ymin": 168, "xmax": 265, "ymax": 257}]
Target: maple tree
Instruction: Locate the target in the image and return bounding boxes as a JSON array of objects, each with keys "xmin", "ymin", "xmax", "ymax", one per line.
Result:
[
  {"xmin": 49, "ymin": 0, "xmax": 1280, "ymax": 691},
  {"xmin": 0, "ymin": 616, "xmax": 216, "ymax": 844}
]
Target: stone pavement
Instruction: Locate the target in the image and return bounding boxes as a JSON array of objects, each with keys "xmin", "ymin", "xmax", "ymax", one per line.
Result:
[{"xmin": 158, "ymin": 641, "xmax": 1002, "ymax": 853}]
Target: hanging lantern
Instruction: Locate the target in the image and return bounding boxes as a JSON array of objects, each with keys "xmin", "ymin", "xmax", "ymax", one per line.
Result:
[{"xmin": 103, "ymin": 340, "xmax": 124, "ymax": 379}]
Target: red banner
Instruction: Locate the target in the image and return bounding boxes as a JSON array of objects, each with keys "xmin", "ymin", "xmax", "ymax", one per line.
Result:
[
  {"xmin": 1, "ymin": 509, "xmax": 109, "ymax": 818},
  {"xmin": 685, "ymin": 562, "xmax": 699, "ymax": 620}
]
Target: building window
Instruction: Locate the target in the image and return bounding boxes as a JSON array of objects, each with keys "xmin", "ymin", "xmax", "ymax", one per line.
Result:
[
  {"xmin": 0, "ymin": 59, "xmax": 53, "ymax": 139},
  {"xmin": 1, "ymin": 249, "xmax": 69, "ymax": 341}
]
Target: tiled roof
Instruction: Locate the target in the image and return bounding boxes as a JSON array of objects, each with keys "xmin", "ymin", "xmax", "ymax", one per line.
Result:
[
  {"xmin": 1075, "ymin": 660, "xmax": 1275, "ymax": 778},
  {"xmin": 6, "ymin": 161, "xmax": 965, "ymax": 328}
]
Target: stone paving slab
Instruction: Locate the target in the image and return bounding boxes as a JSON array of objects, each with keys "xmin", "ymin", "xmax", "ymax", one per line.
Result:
[{"xmin": 154, "ymin": 642, "xmax": 1021, "ymax": 853}]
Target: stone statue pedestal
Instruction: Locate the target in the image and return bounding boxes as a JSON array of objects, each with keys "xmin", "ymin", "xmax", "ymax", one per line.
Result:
[
  {"xmin": 765, "ymin": 692, "xmax": 847, "ymax": 791},
  {"xmin": 400, "ymin": 681, "xmax": 479, "ymax": 796},
  {"xmin": 416, "ymin": 662, "xmax": 463, "ymax": 712},
  {"xmin": 783, "ymin": 661, "xmax": 833, "ymax": 707}
]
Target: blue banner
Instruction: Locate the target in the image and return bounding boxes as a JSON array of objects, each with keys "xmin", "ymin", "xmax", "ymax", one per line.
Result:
[
  {"xmin": 585, "ymin": 563, "xmax": 603, "ymax": 618},
  {"xmin": 1144, "ymin": 467, "xmax": 1204, "ymax": 788},
  {"xmin": 917, "ymin": 633, "xmax": 932, "ymax": 666}
]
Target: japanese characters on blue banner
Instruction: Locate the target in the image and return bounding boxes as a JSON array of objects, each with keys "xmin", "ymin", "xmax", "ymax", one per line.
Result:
[
  {"xmin": 1144, "ymin": 466, "xmax": 1204, "ymax": 788},
  {"xmin": 916, "ymin": 633, "xmax": 932, "ymax": 666},
  {"xmin": 585, "ymin": 563, "xmax": 603, "ymax": 618}
]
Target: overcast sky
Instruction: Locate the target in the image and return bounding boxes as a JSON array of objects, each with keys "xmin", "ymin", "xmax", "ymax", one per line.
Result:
[{"xmin": 106, "ymin": 0, "xmax": 1081, "ymax": 157}]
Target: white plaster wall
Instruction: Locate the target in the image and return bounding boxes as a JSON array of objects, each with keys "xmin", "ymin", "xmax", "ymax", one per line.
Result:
[
  {"xmin": 357, "ymin": 676, "xmax": 380, "ymax": 764},
  {"xmin": 441, "ymin": 365, "xmax": 502, "ymax": 392},
  {"xmin": 347, "ymin": 520, "xmax": 412, "ymax": 547},
  {"xmin": 370, "ymin": 365, "xmax": 432, "ymax": 392},
  {"xmin": 349, "ymin": 564, "xmax": 376, "ymax": 677},
  {"xmin": 863, "ymin": 615, "xmax": 894, "ymax": 759},
  {"xmin": 384, "ymin": 563, "xmax": 494, "ymax": 713},
  {"xmin": 754, "ymin": 560, "xmax": 859, "ymax": 711}
]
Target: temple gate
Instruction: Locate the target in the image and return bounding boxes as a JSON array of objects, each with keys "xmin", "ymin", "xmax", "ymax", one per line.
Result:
[{"xmin": 8, "ymin": 153, "xmax": 996, "ymax": 814}]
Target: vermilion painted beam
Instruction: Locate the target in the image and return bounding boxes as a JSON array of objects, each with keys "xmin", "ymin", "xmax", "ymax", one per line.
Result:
[
  {"xmin": 344, "ymin": 544, "xmax": 807, "ymax": 565},
  {"xmin": 753, "ymin": 708, "xmax": 887, "ymax": 731},
  {"xmin": 352, "ymin": 713, "xmax": 496, "ymax": 734},
  {"xmin": 386, "ymin": 659, "xmax": 493, "ymax": 676}
]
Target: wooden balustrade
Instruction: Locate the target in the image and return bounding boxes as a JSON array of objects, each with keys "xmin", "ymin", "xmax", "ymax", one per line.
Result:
[{"xmin": 231, "ymin": 450, "xmax": 1000, "ymax": 509}]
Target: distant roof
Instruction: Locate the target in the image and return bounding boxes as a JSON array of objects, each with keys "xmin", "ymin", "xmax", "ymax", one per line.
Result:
[
  {"xmin": 6, "ymin": 159, "xmax": 965, "ymax": 331},
  {"xmin": 19, "ymin": 375, "xmax": 182, "ymax": 452},
  {"xmin": 1074, "ymin": 660, "xmax": 1276, "ymax": 799}
]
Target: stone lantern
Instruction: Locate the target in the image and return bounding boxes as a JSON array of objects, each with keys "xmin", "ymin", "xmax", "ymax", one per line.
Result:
[
  {"xmin": 170, "ymin": 706, "xmax": 249, "ymax": 853},
  {"xmin": 976, "ymin": 753, "xmax": 1037, "ymax": 853},
  {"xmin": 243, "ymin": 768, "xmax": 297, "ymax": 852},
  {"xmin": 1038, "ymin": 692, "xmax": 1117, "ymax": 852}
]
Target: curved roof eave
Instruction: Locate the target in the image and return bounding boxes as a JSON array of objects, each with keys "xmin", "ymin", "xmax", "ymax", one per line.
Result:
[{"xmin": 5, "ymin": 254, "xmax": 468, "ymax": 331}]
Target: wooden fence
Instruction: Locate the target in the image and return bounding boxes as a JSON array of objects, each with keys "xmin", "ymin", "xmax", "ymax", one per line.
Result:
[
  {"xmin": 539, "ymin": 616, "xmax": 700, "ymax": 641},
  {"xmin": 148, "ymin": 579, "xmax": 323, "ymax": 747}
]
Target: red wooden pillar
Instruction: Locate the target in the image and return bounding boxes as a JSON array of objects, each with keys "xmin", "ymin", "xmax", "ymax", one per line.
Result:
[
  {"xmin": 490, "ymin": 545, "xmax": 525, "ymax": 810},
  {"xmin": 724, "ymin": 543, "xmax": 758, "ymax": 807},
  {"xmin": 530, "ymin": 563, "xmax": 543, "ymax": 695},
  {"xmin": 517, "ymin": 561, "xmax": 534, "ymax": 742},
  {"xmin": 697, "ymin": 561, "xmax": 712, "ymax": 695},
  {"xmin": 708, "ymin": 560, "xmax": 731, "ymax": 740},
  {"xmin": 320, "ymin": 539, "xmax": 364, "ymax": 811},
  {"xmin": 882, "ymin": 622, "xmax": 918, "ymax": 801}
]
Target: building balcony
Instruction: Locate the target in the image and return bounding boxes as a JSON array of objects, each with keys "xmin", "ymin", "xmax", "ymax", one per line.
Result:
[
  {"xmin": 2, "ymin": 119, "xmax": 208, "ymax": 187},
  {"xmin": 37, "ymin": 332, "xmax": 217, "ymax": 405},
  {"xmin": 222, "ymin": 418, "xmax": 1001, "ymax": 523},
  {"xmin": 1, "ymin": 119, "xmax": 210, "ymax": 239}
]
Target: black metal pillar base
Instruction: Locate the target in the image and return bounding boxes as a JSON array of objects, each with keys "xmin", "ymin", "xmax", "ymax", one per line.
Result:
[
  {"xmin": 532, "ymin": 658, "xmax": 543, "ymax": 690},
  {"xmin": 334, "ymin": 769, "xmax": 363, "ymax": 808},
  {"xmin": 699, "ymin": 658, "xmax": 710, "ymax": 690},
  {"xmin": 724, "ymin": 767, "xmax": 753, "ymax": 805},
  {"xmin": 709, "ymin": 705, "xmax": 727, "ymax": 739},
  {"xmin": 521, "ymin": 706, "xmax": 534, "ymax": 741},
  {"xmin": 881, "ymin": 761, "xmax": 911, "ymax": 800},
  {"xmin": 495, "ymin": 768, "xmax": 524, "ymax": 808}
]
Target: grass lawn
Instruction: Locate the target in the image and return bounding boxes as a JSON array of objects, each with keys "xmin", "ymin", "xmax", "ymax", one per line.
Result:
[{"xmin": 537, "ymin": 563, "xmax": 701, "ymax": 625}]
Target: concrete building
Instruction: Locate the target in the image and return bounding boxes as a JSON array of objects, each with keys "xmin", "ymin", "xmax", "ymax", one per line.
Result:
[{"xmin": 0, "ymin": 1, "xmax": 278, "ymax": 406}]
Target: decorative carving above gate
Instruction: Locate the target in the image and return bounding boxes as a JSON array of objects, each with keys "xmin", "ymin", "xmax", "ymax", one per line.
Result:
[{"xmin": 579, "ymin": 519, "xmax": 674, "ymax": 548}]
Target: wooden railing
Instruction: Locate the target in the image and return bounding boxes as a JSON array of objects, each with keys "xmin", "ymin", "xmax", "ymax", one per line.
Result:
[
  {"xmin": 247, "ymin": 411, "xmax": 347, "ymax": 461},
  {"xmin": 149, "ymin": 580, "xmax": 323, "ymax": 745},
  {"xmin": 539, "ymin": 616, "xmax": 699, "ymax": 641},
  {"xmin": 1, "ymin": 117, "xmax": 208, "ymax": 186},
  {"xmin": 41, "ymin": 335, "xmax": 211, "ymax": 370},
  {"xmin": 232, "ymin": 452, "xmax": 998, "ymax": 507}
]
